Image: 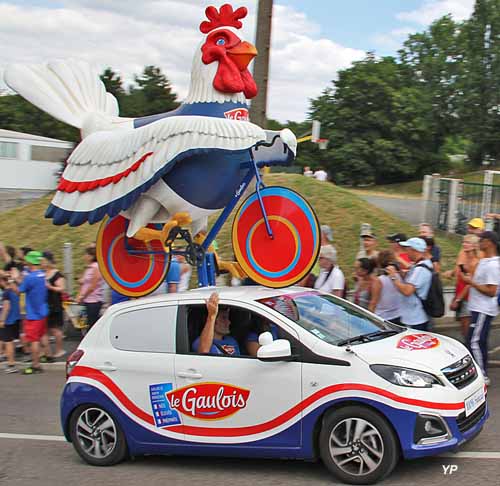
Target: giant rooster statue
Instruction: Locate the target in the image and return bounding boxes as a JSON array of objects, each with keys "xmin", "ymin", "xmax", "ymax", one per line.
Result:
[{"xmin": 4, "ymin": 4, "xmax": 320, "ymax": 295}]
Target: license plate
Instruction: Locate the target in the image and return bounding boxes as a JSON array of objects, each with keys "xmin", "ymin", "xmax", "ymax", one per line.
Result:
[{"xmin": 464, "ymin": 387, "xmax": 485, "ymax": 417}]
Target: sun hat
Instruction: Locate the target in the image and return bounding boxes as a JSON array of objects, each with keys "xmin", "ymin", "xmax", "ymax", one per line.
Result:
[
  {"xmin": 25, "ymin": 250, "xmax": 43, "ymax": 265},
  {"xmin": 360, "ymin": 229, "xmax": 376, "ymax": 239},
  {"xmin": 320, "ymin": 225, "xmax": 333, "ymax": 242},
  {"xmin": 468, "ymin": 218, "xmax": 485, "ymax": 230},
  {"xmin": 319, "ymin": 245, "xmax": 337, "ymax": 263},
  {"xmin": 400, "ymin": 237, "xmax": 427, "ymax": 253}
]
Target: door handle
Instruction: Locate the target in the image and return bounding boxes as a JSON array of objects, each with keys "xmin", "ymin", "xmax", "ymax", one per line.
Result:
[
  {"xmin": 96, "ymin": 362, "xmax": 117, "ymax": 372},
  {"xmin": 177, "ymin": 370, "xmax": 203, "ymax": 379}
]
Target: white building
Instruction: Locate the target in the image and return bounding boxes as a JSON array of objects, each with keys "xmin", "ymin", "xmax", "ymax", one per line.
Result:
[{"xmin": 0, "ymin": 129, "xmax": 74, "ymax": 210}]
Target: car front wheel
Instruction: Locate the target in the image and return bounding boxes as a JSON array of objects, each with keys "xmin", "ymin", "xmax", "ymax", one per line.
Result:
[
  {"xmin": 319, "ymin": 405, "xmax": 399, "ymax": 485},
  {"xmin": 69, "ymin": 405, "xmax": 128, "ymax": 466}
]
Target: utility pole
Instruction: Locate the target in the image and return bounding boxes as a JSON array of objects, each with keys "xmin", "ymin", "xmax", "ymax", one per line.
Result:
[{"xmin": 249, "ymin": 0, "xmax": 273, "ymax": 129}]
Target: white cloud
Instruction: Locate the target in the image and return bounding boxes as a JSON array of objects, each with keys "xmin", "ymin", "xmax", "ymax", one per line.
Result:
[
  {"xmin": 372, "ymin": 27, "xmax": 416, "ymax": 52},
  {"xmin": 0, "ymin": 1, "xmax": 364, "ymax": 122},
  {"xmin": 397, "ymin": 0, "xmax": 474, "ymax": 26}
]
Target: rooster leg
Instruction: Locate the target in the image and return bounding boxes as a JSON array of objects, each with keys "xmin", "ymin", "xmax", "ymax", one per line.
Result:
[
  {"xmin": 133, "ymin": 212, "xmax": 193, "ymax": 250},
  {"xmin": 193, "ymin": 232, "xmax": 247, "ymax": 280}
]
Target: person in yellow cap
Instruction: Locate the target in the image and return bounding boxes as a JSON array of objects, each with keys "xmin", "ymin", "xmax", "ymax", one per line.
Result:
[{"xmin": 467, "ymin": 218, "xmax": 485, "ymax": 235}]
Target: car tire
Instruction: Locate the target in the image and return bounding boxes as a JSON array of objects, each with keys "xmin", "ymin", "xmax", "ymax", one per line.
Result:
[
  {"xmin": 69, "ymin": 404, "xmax": 128, "ymax": 466},
  {"xmin": 319, "ymin": 405, "xmax": 399, "ymax": 485}
]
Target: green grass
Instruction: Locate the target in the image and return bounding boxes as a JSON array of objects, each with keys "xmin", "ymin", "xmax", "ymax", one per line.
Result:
[{"xmin": 0, "ymin": 174, "xmax": 462, "ymax": 292}]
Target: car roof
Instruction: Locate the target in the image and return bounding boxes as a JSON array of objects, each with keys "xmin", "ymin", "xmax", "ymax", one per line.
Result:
[{"xmin": 109, "ymin": 286, "xmax": 310, "ymax": 311}]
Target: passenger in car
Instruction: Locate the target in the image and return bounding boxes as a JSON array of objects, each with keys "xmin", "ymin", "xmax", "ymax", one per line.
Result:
[
  {"xmin": 192, "ymin": 292, "xmax": 240, "ymax": 356},
  {"xmin": 245, "ymin": 317, "xmax": 279, "ymax": 357}
]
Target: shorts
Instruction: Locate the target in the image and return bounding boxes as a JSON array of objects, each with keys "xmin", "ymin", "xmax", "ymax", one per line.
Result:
[
  {"xmin": 457, "ymin": 300, "xmax": 470, "ymax": 319},
  {"xmin": 24, "ymin": 318, "xmax": 47, "ymax": 343},
  {"xmin": 0, "ymin": 320, "xmax": 20, "ymax": 342},
  {"xmin": 47, "ymin": 311, "xmax": 64, "ymax": 329}
]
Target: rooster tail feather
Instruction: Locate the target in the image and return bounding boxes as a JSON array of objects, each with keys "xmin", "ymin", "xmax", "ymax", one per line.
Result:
[{"xmin": 4, "ymin": 59, "xmax": 118, "ymax": 129}]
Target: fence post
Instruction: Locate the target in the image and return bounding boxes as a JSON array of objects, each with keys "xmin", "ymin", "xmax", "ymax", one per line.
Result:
[
  {"xmin": 63, "ymin": 242, "xmax": 73, "ymax": 297},
  {"xmin": 421, "ymin": 175, "xmax": 433, "ymax": 223},
  {"xmin": 447, "ymin": 179, "xmax": 460, "ymax": 233},
  {"xmin": 482, "ymin": 170, "xmax": 494, "ymax": 217},
  {"xmin": 427, "ymin": 173, "xmax": 441, "ymax": 227}
]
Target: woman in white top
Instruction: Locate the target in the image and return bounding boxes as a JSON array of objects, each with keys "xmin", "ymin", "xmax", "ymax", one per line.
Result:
[
  {"xmin": 371, "ymin": 250, "xmax": 402, "ymax": 324},
  {"xmin": 314, "ymin": 245, "xmax": 345, "ymax": 297}
]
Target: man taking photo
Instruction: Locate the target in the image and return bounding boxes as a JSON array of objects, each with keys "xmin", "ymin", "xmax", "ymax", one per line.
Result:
[{"xmin": 386, "ymin": 238, "xmax": 432, "ymax": 331}]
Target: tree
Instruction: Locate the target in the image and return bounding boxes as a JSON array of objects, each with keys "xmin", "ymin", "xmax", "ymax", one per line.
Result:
[
  {"xmin": 309, "ymin": 55, "xmax": 446, "ymax": 185},
  {"xmin": 399, "ymin": 15, "xmax": 467, "ymax": 154},
  {"xmin": 0, "ymin": 94, "xmax": 79, "ymax": 142},
  {"xmin": 100, "ymin": 67, "xmax": 126, "ymax": 101},
  {"xmin": 123, "ymin": 65, "xmax": 179, "ymax": 117},
  {"xmin": 460, "ymin": 0, "xmax": 500, "ymax": 166}
]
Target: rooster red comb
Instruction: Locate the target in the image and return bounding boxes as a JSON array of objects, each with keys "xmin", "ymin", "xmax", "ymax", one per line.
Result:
[{"xmin": 200, "ymin": 4, "xmax": 248, "ymax": 34}]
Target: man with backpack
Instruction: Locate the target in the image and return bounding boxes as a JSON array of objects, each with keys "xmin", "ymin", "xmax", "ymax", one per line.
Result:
[{"xmin": 386, "ymin": 237, "xmax": 438, "ymax": 331}]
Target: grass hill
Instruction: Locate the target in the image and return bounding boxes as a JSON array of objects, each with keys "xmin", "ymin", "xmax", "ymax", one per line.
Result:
[{"xmin": 0, "ymin": 174, "xmax": 461, "ymax": 292}]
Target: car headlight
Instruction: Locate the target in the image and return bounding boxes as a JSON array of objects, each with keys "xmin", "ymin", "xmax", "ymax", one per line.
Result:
[{"xmin": 370, "ymin": 364, "xmax": 443, "ymax": 388}]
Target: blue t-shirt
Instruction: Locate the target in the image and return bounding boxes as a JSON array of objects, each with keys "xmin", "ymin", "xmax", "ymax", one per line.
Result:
[
  {"xmin": 246, "ymin": 324, "xmax": 279, "ymax": 343},
  {"xmin": 192, "ymin": 335, "xmax": 240, "ymax": 356},
  {"xmin": 400, "ymin": 260, "xmax": 433, "ymax": 326},
  {"xmin": 2, "ymin": 288, "xmax": 21, "ymax": 325},
  {"xmin": 19, "ymin": 269, "xmax": 48, "ymax": 320}
]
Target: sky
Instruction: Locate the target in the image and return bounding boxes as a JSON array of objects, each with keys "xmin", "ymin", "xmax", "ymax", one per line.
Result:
[{"xmin": 0, "ymin": 0, "xmax": 476, "ymax": 123}]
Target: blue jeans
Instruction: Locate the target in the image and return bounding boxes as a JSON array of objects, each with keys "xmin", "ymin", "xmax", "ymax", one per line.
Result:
[{"xmin": 468, "ymin": 311, "xmax": 493, "ymax": 377}]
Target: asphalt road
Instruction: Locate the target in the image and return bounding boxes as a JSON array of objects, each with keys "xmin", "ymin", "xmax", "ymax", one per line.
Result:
[
  {"xmin": 0, "ymin": 364, "xmax": 498, "ymax": 486},
  {"xmin": 357, "ymin": 194, "xmax": 424, "ymax": 225}
]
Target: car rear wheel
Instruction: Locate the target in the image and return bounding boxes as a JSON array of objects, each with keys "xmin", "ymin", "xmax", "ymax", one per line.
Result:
[
  {"xmin": 319, "ymin": 406, "xmax": 399, "ymax": 485},
  {"xmin": 69, "ymin": 405, "xmax": 128, "ymax": 466}
]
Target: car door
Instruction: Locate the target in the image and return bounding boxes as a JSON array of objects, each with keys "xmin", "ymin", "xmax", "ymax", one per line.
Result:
[
  {"xmin": 172, "ymin": 300, "xmax": 302, "ymax": 449},
  {"xmin": 98, "ymin": 302, "xmax": 183, "ymax": 434}
]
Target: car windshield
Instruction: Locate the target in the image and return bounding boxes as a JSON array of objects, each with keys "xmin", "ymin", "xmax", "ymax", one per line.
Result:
[{"xmin": 258, "ymin": 291, "xmax": 402, "ymax": 346}]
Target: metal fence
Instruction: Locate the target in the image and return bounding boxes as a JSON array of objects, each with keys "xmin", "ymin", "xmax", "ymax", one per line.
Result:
[{"xmin": 426, "ymin": 174, "xmax": 500, "ymax": 234}]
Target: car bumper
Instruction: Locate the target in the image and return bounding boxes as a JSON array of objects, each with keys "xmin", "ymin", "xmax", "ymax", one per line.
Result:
[{"xmin": 403, "ymin": 402, "xmax": 489, "ymax": 460}]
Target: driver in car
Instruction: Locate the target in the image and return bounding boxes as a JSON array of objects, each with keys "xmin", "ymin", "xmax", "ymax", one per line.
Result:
[{"xmin": 192, "ymin": 292, "xmax": 240, "ymax": 356}]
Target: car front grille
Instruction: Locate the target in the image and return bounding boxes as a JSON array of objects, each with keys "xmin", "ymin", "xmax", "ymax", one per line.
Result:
[
  {"xmin": 442, "ymin": 355, "xmax": 477, "ymax": 389},
  {"xmin": 456, "ymin": 402, "xmax": 487, "ymax": 433}
]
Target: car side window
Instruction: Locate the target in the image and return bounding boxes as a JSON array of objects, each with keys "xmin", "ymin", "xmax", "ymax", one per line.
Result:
[
  {"xmin": 110, "ymin": 306, "xmax": 177, "ymax": 353},
  {"xmin": 177, "ymin": 303, "xmax": 298, "ymax": 358}
]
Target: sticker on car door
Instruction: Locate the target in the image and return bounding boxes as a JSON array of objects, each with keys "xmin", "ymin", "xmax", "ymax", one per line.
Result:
[
  {"xmin": 149, "ymin": 383, "xmax": 182, "ymax": 427},
  {"xmin": 166, "ymin": 382, "xmax": 250, "ymax": 420}
]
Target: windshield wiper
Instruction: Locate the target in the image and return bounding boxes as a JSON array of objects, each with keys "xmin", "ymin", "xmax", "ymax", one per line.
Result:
[{"xmin": 337, "ymin": 329, "xmax": 400, "ymax": 347}]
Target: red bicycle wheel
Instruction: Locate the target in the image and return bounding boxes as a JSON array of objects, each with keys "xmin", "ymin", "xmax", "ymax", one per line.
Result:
[
  {"xmin": 232, "ymin": 186, "xmax": 320, "ymax": 288},
  {"xmin": 96, "ymin": 215, "xmax": 170, "ymax": 297}
]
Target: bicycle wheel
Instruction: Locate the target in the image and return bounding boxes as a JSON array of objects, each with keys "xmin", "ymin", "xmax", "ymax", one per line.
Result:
[
  {"xmin": 96, "ymin": 215, "xmax": 170, "ymax": 297},
  {"xmin": 232, "ymin": 186, "xmax": 320, "ymax": 288}
]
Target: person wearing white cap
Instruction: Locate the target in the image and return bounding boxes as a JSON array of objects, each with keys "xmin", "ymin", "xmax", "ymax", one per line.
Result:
[
  {"xmin": 386, "ymin": 237, "xmax": 433, "ymax": 331},
  {"xmin": 314, "ymin": 246, "xmax": 345, "ymax": 297}
]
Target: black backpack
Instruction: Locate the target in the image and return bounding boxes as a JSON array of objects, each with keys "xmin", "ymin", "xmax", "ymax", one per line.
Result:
[{"xmin": 416, "ymin": 263, "xmax": 445, "ymax": 318}]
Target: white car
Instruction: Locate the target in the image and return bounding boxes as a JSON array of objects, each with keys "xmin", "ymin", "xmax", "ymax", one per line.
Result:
[{"xmin": 62, "ymin": 287, "xmax": 488, "ymax": 485}]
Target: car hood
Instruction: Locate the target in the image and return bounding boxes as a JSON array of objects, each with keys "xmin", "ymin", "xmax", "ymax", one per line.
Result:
[{"xmin": 345, "ymin": 330, "xmax": 469, "ymax": 372}]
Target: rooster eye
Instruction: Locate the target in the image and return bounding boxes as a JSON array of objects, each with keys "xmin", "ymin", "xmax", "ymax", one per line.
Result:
[{"xmin": 216, "ymin": 38, "xmax": 226, "ymax": 46}]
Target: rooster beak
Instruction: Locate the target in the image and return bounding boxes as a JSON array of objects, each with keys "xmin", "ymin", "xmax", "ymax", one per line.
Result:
[{"xmin": 227, "ymin": 41, "xmax": 258, "ymax": 70}]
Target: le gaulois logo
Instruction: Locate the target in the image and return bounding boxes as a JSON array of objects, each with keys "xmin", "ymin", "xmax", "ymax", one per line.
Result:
[
  {"xmin": 397, "ymin": 334, "xmax": 440, "ymax": 351},
  {"xmin": 166, "ymin": 383, "xmax": 250, "ymax": 420},
  {"xmin": 224, "ymin": 108, "xmax": 249, "ymax": 121}
]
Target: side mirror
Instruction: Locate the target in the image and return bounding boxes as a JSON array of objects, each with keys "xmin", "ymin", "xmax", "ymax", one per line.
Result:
[{"xmin": 257, "ymin": 338, "xmax": 292, "ymax": 361}]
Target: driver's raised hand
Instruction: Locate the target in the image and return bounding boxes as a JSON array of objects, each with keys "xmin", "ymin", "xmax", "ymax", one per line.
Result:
[{"xmin": 206, "ymin": 292, "xmax": 219, "ymax": 319}]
